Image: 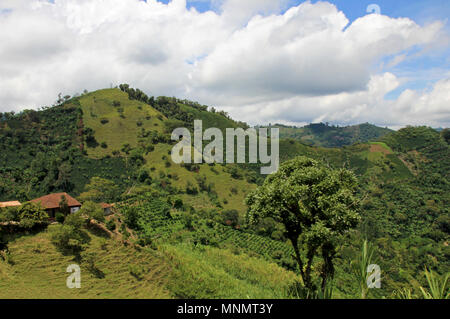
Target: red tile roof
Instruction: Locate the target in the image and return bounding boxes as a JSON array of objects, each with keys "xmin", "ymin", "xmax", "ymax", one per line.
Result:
[
  {"xmin": 31, "ymin": 193, "xmax": 81, "ymax": 210},
  {"xmin": 100, "ymin": 203, "xmax": 112, "ymax": 209},
  {"xmin": 0, "ymin": 201, "xmax": 21, "ymax": 208}
]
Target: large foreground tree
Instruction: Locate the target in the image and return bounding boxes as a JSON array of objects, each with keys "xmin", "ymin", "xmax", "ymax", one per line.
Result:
[{"xmin": 246, "ymin": 156, "xmax": 360, "ymax": 290}]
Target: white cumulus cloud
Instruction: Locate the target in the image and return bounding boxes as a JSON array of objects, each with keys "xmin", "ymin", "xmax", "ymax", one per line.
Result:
[{"xmin": 0, "ymin": 0, "xmax": 448, "ymax": 128}]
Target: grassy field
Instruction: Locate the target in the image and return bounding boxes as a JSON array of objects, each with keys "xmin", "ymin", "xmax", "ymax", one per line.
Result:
[
  {"xmin": 79, "ymin": 88, "xmax": 165, "ymax": 158},
  {"xmin": 0, "ymin": 225, "xmax": 171, "ymax": 299},
  {"xmin": 161, "ymin": 243, "xmax": 299, "ymax": 299},
  {"xmin": 142, "ymin": 143, "xmax": 255, "ymax": 212},
  {"xmin": 0, "ymin": 225, "xmax": 300, "ymax": 299}
]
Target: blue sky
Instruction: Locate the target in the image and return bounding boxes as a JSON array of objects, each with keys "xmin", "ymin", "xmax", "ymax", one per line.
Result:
[{"xmin": 157, "ymin": 0, "xmax": 450, "ymax": 24}]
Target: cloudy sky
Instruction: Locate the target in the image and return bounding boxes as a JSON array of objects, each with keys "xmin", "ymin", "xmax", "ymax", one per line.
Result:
[{"xmin": 0, "ymin": 0, "xmax": 449, "ymax": 128}]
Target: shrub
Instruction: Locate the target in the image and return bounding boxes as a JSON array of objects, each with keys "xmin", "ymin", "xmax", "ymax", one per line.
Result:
[
  {"xmin": 124, "ymin": 207, "xmax": 139, "ymax": 230},
  {"xmin": 51, "ymin": 224, "xmax": 89, "ymax": 254},
  {"xmin": 229, "ymin": 167, "xmax": 242, "ymax": 179},
  {"xmin": 64, "ymin": 212, "xmax": 85, "ymax": 229},
  {"xmin": 221, "ymin": 210, "xmax": 240, "ymax": 228},
  {"xmin": 18, "ymin": 202, "xmax": 48, "ymax": 229},
  {"xmin": 79, "ymin": 201, "xmax": 105, "ymax": 223},
  {"xmin": 100, "ymin": 118, "xmax": 109, "ymax": 125},
  {"xmin": 101, "ymin": 142, "xmax": 107, "ymax": 149},
  {"xmin": 55, "ymin": 212, "xmax": 65, "ymax": 223},
  {"xmin": 186, "ymin": 181, "xmax": 198, "ymax": 195},
  {"xmin": 173, "ymin": 198, "xmax": 184, "ymax": 210},
  {"xmin": 0, "ymin": 206, "xmax": 20, "ymax": 222},
  {"xmin": 106, "ymin": 219, "xmax": 116, "ymax": 231}
]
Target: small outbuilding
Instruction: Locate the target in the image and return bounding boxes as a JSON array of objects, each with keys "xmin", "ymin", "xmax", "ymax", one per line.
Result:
[{"xmin": 101, "ymin": 203, "xmax": 114, "ymax": 216}]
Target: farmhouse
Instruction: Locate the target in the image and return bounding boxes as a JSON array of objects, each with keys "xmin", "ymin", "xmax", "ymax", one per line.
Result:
[
  {"xmin": 0, "ymin": 201, "xmax": 21, "ymax": 208},
  {"xmin": 101, "ymin": 203, "xmax": 114, "ymax": 216},
  {"xmin": 31, "ymin": 193, "xmax": 81, "ymax": 218}
]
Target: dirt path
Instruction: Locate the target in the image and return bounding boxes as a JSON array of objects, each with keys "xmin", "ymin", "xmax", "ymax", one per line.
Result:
[{"xmin": 369, "ymin": 144, "xmax": 392, "ymax": 155}]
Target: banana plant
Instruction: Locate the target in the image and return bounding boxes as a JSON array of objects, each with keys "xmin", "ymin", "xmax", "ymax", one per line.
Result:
[
  {"xmin": 419, "ymin": 267, "xmax": 449, "ymax": 299},
  {"xmin": 351, "ymin": 239, "xmax": 376, "ymax": 299}
]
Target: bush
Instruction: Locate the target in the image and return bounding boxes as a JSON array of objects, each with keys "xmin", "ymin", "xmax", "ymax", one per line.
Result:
[
  {"xmin": 55, "ymin": 212, "xmax": 65, "ymax": 223},
  {"xmin": 79, "ymin": 201, "xmax": 105, "ymax": 223},
  {"xmin": 173, "ymin": 198, "xmax": 184, "ymax": 210},
  {"xmin": 65, "ymin": 212, "xmax": 85, "ymax": 229},
  {"xmin": 124, "ymin": 207, "xmax": 139, "ymax": 230},
  {"xmin": 186, "ymin": 181, "xmax": 198, "ymax": 195},
  {"xmin": 18, "ymin": 202, "xmax": 48, "ymax": 229},
  {"xmin": 51, "ymin": 224, "xmax": 89, "ymax": 253},
  {"xmin": 229, "ymin": 166, "xmax": 242, "ymax": 179},
  {"xmin": 106, "ymin": 219, "xmax": 116, "ymax": 231},
  {"xmin": 0, "ymin": 207, "xmax": 20, "ymax": 222},
  {"xmin": 221, "ymin": 210, "xmax": 239, "ymax": 228}
]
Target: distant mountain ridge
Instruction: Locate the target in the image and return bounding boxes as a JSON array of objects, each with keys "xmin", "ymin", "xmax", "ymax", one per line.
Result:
[{"xmin": 262, "ymin": 122, "xmax": 393, "ymax": 147}]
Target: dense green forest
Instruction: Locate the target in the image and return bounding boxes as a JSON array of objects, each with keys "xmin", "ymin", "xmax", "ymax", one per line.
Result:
[
  {"xmin": 0, "ymin": 87, "xmax": 448, "ymax": 299},
  {"xmin": 265, "ymin": 122, "xmax": 393, "ymax": 147}
]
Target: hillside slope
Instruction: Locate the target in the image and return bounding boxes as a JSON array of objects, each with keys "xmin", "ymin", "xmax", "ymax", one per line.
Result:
[
  {"xmin": 0, "ymin": 224, "xmax": 299, "ymax": 299},
  {"xmin": 0, "ymin": 87, "xmax": 448, "ymax": 298},
  {"xmin": 0, "ymin": 225, "xmax": 171, "ymax": 298}
]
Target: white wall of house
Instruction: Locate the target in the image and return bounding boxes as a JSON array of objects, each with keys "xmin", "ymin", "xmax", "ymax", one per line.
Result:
[{"xmin": 70, "ymin": 206, "xmax": 80, "ymax": 214}]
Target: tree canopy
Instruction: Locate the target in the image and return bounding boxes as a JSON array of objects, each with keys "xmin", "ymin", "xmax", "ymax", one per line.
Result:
[{"xmin": 246, "ymin": 156, "xmax": 360, "ymax": 291}]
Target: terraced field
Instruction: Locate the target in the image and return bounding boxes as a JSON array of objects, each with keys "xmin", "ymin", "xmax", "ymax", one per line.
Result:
[{"xmin": 0, "ymin": 225, "xmax": 171, "ymax": 298}]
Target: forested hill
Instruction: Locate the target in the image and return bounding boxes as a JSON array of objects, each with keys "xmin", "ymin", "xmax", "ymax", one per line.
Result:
[
  {"xmin": 265, "ymin": 122, "xmax": 393, "ymax": 147},
  {"xmin": 0, "ymin": 86, "xmax": 447, "ymax": 205},
  {"xmin": 0, "ymin": 87, "xmax": 252, "ymax": 204}
]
